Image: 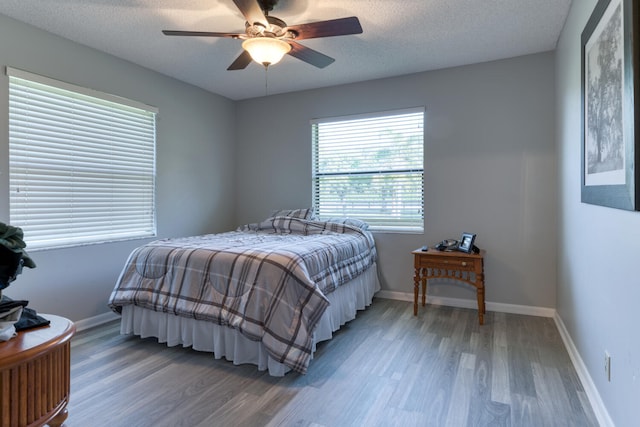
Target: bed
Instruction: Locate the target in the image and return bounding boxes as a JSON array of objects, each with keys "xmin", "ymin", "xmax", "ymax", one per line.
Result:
[{"xmin": 108, "ymin": 211, "xmax": 379, "ymax": 376}]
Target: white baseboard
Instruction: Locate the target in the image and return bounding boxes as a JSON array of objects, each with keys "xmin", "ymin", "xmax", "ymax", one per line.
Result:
[
  {"xmin": 375, "ymin": 290, "xmax": 556, "ymax": 317},
  {"xmin": 74, "ymin": 310, "xmax": 120, "ymax": 332},
  {"xmin": 554, "ymin": 313, "xmax": 613, "ymax": 427}
]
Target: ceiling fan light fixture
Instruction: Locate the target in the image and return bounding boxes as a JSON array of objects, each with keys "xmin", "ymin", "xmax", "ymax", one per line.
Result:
[{"xmin": 242, "ymin": 37, "xmax": 291, "ymax": 67}]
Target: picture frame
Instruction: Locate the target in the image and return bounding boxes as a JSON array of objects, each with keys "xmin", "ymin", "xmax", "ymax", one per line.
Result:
[
  {"xmin": 457, "ymin": 232, "xmax": 476, "ymax": 254},
  {"xmin": 581, "ymin": 0, "xmax": 640, "ymax": 210}
]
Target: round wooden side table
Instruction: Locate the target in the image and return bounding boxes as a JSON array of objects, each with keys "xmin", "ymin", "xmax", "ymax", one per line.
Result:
[{"xmin": 0, "ymin": 314, "xmax": 75, "ymax": 427}]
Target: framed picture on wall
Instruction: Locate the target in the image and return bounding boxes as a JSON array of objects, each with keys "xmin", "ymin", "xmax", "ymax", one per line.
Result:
[{"xmin": 581, "ymin": 0, "xmax": 639, "ymax": 210}]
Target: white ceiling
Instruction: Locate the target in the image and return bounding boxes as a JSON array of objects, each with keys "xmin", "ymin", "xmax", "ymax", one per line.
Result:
[{"xmin": 0, "ymin": 0, "xmax": 571, "ymax": 101}]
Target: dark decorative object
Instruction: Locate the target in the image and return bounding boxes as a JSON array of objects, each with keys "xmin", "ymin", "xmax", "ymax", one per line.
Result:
[
  {"xmin": 581, "ymin": 0, "xmax": 640, "ymax": 210},
  {"xmin": 0, "ymin": 222, "xmax": 39, "ymax": 340},
  {"xmin": 0, "ymin": 222, "xmax": 36, "ymax": 292}
]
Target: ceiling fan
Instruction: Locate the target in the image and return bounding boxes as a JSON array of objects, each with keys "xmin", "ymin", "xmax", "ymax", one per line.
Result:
[{"xmin": 162, "ymin": 0, "xmax": 363, "ymax": 70}]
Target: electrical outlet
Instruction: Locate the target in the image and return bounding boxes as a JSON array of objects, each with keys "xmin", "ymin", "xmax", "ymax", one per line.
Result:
[{"xmin": 605, "ymin": 351, "xmax": 611, "ymax": 382}]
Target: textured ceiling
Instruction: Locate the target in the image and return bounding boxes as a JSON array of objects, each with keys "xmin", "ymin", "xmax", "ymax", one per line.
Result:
[{"xmin": 0, "ymin": 0, "xmax": 571, "ymax": 100}]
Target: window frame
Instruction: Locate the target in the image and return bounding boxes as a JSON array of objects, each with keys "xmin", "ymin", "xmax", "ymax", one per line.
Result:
[
  {"xmin": 7, "ymin": 67, "xmax": 158, "ymax": 250},
  {"xmin": 311, "ymin": 107, "xmax": 425, "ymax": 233}
]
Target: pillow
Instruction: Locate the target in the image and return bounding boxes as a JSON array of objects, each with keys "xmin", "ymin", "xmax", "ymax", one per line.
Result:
[
  {"xmin": 270, "ymin": 207, "xmax": 315, "ymax": 220},
  {"xmin": 324, "ymin": 217, "xmax": 369, "ymax": 230}
]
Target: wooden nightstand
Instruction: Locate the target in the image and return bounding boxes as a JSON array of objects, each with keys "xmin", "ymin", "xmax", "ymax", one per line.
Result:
[
  {"xmin": 0, "ymin": 314, "xmax": 75, "ymax": 427},
  {"xmin": 412, "ymin": 248, "xmax": 486, "ymax": 324}
]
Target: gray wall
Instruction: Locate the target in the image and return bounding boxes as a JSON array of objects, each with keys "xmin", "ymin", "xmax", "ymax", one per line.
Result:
[
  {"xmin": 236, "ymin": 52, "xmax": 557, "ymax": 309},
  {"xmin": 556, "ymin": 1, "xmax": 640, "ymax": 426},
  {"xmin": 0, "ymin": 14, "xmax": 237, "ymax": 322},
  {"xmin": 2, "ymin": 6, "xmax": 634, "ymax": 424},
  {"xmin": 0, "ymin": 12, "xmax": 558, "ymax": 335}
]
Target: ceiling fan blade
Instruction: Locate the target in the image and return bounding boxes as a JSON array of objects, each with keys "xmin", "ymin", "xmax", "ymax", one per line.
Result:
[
  {"xmin": 232, "ymin": 0, "xmax": 268, "ymax": 27},
  {"xmin": 227, "ymin": 51, "xmax": 253, "ymax": 70},
  {"xmin": 287, "ymin": 41, "xmax": 335, "ymax": 68},
  {"xmin": 162, "ymin": 30, "xmax": 241, "ymax": 38},
  {"xmin": 287, "ymin": 17, "xmax": 363, "ymax": 40}
]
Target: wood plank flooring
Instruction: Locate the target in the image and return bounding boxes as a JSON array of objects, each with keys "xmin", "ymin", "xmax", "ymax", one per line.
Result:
[{"xmin": 65, "ymin": 298, "xmax": 598, "ymax": 426}]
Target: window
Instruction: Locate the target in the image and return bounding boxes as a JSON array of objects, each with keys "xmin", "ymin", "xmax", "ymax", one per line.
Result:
[
  {"xmin": 7, "ymin": 67, "xmax": 157, "ymax": 250},
  {"xmin": 312, "ymin": 107, "xmax": 424, "ymax": 232}
]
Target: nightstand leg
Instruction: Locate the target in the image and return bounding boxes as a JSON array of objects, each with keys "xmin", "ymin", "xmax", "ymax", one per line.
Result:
[
  {"xmin": 413, "ymin": 267, "xmax": 420, "ymax": 315},
  {"xmin": 421, "ymin": 268, "xmax": 427, "ymax": 307},
  {"xmin": 477, "ymin": 274, "xmax": 485, "ymax": 325}
]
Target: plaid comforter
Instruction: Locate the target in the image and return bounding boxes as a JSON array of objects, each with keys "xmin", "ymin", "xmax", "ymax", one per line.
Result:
[{"xmin": 108, "ymin": 216, "xmax": 377, "ymax": 374}]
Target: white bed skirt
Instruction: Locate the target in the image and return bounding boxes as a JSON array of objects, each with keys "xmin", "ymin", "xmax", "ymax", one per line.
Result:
[{"xmin": 120, "ymin": 263, "xmax": 380, "ymax": 376}]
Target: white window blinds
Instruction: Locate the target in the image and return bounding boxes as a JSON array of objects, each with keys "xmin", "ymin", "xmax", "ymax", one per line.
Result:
[
  {"xmin": 7, "ymin": 67, "xmax": 157, "ymax": 249},
  {"xmin": 312, "ymin": 108, "xmax": 424, "ymax": 232}
]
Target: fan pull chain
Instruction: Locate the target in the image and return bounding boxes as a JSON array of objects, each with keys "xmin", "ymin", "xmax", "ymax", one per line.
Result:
[{"xmin": 264, "ymin": 65, "xmax": 269, "ymax": 96}]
